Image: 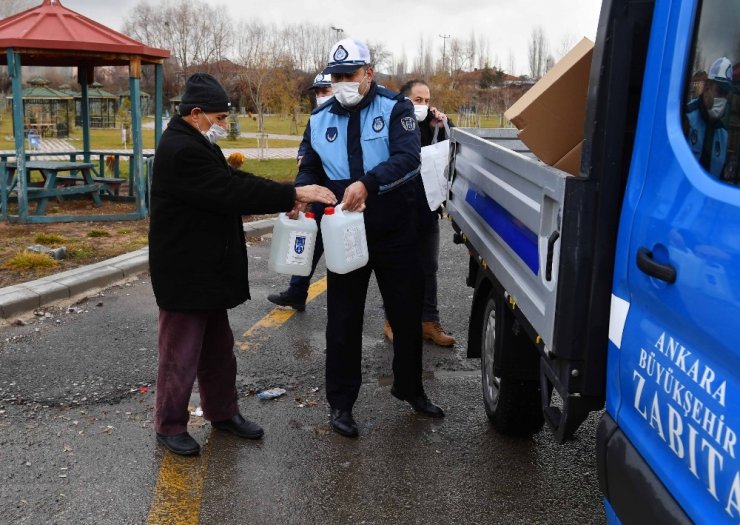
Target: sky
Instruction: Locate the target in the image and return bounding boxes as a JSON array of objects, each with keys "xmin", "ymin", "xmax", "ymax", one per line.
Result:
[{"xmin": 61, "ymin": 0, "xmax": 602, "ymax": 76}]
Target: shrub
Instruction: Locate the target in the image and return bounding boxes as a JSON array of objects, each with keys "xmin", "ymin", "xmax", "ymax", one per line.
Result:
[
  {"xmin": 69, "ymin": 246, "xmax": 96, "ymax": 259},
  {"xmin": 33, "ymin": 232, "xmax": 66, "ymax": 245},
  {"xmin": 4, "ymin": 251, "xmax": 58, "ymax": 271},
  {"xmin": 87, "ymin": 229, "xmax": 110, "ymax": 238}
]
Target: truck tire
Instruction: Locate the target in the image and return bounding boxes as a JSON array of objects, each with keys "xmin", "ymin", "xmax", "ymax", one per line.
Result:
[{"xmin": 481, "ymin": 291, "xmax": 544, "ymax": 436}]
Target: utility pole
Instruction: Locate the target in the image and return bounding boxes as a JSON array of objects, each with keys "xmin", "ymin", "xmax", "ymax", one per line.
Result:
[
  {"xmin": 439, "ymin": 34, "xmax": 451, "ymax": 73},
  {"xmin": 331, "ymin": 26, "xmax": 344, "ymax": 40}
]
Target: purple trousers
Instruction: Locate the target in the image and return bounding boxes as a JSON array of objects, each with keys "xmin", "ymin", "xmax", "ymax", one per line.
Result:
[{"xmin": 155, "ymin": 308, "xmax": 239, "ymax": 436}]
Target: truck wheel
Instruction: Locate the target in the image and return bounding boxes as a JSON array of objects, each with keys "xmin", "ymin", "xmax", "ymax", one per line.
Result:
[{"xmin": 481, "ymin": 291, "xmax": 543, "ymax": 436}]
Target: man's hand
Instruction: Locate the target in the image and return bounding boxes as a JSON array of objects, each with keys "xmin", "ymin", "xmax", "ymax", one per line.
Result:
[
  {"xmin": 295, "ymin": 184, "xmax": 337, "ymax": 205},
  {"xmin": 430, "ymin": 106, "xmax": 448, "ymax": 124},
  {"xmin": 341, "ymin": 181, "xmax": 368, "ymax": 212}
]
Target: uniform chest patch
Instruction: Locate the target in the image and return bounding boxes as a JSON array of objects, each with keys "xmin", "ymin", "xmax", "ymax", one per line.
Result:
[
  {"xmin": 401, "ymin": 117, "xmax": 416, "ymax": 132},
  {"xmin": 372, "ymin": 116, "xmax": 385, "ymax": 132},
  {"xmin": 690, "ymin": 129, "xmax": 698, "ymax": 145},
  {"xmin": 326, "ymin": 127, "xmax": 338, "ymax": 143}
]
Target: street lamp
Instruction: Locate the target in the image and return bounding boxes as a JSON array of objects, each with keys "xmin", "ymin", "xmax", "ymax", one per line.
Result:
[
  {"xmin": 439, "ymin": 34, "xmax": 451, "ymax": 73},
  {"xmin": 331, "ymin": 26, "xmax": 344, "ymax": 39}
]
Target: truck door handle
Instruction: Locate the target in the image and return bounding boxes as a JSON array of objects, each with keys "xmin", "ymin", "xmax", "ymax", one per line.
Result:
[
  {"xmin": 636, "ymin": 247, "xmax": 676, "ymax": 283},
  {"xmin": 545, "ymin": 231, "xmax": 560, "ymax": 281}
]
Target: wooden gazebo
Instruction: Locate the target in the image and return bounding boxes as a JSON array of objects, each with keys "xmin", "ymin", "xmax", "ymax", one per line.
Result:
[
  {"xmin": 7, "ymin": 77, "xmax": 73, "ymax": 137},
  {"xmin": 75, "ymin": 82, "xmax": 118, "ymax": 128},
  {"xmin": 0, "ymin": 0, "xmax": 170, "ymax": 223}
]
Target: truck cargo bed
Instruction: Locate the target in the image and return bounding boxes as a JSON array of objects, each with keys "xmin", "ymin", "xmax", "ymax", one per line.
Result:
[{"xmin": 447, "ymin": 126, "xmax": 571, "ymax": 349}]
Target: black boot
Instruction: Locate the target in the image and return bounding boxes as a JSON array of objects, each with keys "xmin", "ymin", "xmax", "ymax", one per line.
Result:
[
  {"xmin": 391, "ymin": 386, "xmax": 445, "ymax": 418},
  {"xmin": 156, "ymin": 432, "xmax": 201, "ymax": 456},
  {"xmin": 330, "ymin": 408, "xmax": 359, "ymax": 437},
  {"xmin": 267, "ymin": 290, "xmax": 306, "ymax": 311}
]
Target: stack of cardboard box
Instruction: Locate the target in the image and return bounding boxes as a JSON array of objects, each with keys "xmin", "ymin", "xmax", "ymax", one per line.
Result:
[{"xmin": 504, "ymin": 38, "xmax": 594, "ymax": 176}]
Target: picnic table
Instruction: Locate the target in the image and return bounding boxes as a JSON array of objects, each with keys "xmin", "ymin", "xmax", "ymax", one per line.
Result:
[{"xmin": 5, "ymin": 160, "xmax": 102, "ymax": 215}]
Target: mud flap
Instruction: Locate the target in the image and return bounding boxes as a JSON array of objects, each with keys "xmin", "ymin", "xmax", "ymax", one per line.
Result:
[{"xmin": 540, "ymin": 358, "xmax": 601, "ymax": 443}]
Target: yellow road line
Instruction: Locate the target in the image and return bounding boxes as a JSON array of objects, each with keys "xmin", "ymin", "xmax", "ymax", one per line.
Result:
[
  {"xmin": 237, "ymin": 276, "xmax": 327, "ymax": 351},
  {"xmin": 148, "ymin": 276, "xmax": 328, "ymax": 522},
  {"xmin": 147, "ymin": 445, "xmax": 211, "ymax": 525}
]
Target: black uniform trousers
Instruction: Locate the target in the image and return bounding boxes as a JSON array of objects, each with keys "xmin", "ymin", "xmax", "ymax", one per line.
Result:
[{"xmin": 325, "ymin": 232, "xmax": 425, "ymax": 410}]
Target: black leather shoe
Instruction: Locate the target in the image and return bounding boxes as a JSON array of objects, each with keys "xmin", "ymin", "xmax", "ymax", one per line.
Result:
[
  {"xmin": 391, "ymin": 387, "xmax": 445, "ymax": 418},
  {"xmin": 212, "ymin": 414, "xmax": 264, "ymax": 439},
  {"xmin": 267, "ymin": 291, "xmax": 306, "ymax": 311},
  {"xmin": 330, "ymin": 408, "xmax": 359, "ymax": 438},
  {"xmin": 156, "ymin": 432, "xmax": 201, "ymax": 456}
]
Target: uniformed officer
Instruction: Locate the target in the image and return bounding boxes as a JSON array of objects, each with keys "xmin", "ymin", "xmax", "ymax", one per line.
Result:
[
  {"xmin": 685, "ymin": 56, "xmax": 732, "ymax": 178},
  {"xmin": 268, "ymin": 70, "xmax": 333, "ymax": 311},
  {"xmin": 295, "ymin": 38, "xmax": 445, "ymax": 438}
]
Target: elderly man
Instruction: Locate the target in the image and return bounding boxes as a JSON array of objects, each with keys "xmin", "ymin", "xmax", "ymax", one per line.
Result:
[
  {"xmin": 295, "ymin": 39, "xmax": 445, "ymax": 438},
  {"xmin": 149, "ymin": 73, "xmax": 335, "ymax": 455}
]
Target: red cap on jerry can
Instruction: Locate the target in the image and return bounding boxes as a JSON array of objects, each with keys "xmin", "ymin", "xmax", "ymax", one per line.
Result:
[
  {"xmin": 323, "ymin": 207, "xmax": 335, "ymax": 215},
  {"xmin": 305, "ymin": 211, "xmax": 315, "ymax": 219}
]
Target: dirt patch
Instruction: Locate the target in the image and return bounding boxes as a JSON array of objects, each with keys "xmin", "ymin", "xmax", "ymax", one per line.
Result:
[{"xmin": 0, "ymin": 200, "xmax": 274, "ymax": 288}]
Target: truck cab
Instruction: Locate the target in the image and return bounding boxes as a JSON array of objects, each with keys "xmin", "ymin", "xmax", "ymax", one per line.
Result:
[
  {"xmin": 446, "ymin": 0, "xmax": 740, "ymax": 522},
  {"xmin": 599, "ymin": 1, "xmax": 740, "ymax": 522}
]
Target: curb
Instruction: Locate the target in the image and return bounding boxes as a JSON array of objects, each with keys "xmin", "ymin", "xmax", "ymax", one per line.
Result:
[{"xmin": 0, "ymin": 218, "xmax": 276, "ymax": 321}]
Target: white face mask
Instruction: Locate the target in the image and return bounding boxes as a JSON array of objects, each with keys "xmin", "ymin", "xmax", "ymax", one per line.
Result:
[
  {"xmin": 331, "ymin": 73, "xmax": 368, "ymax": 108},
  {"xmin": 414, "ymin": 104, "xmax": 429, "ymax": 122},
  {"xmin": 316, "ymin": 95, "xmax": 333, "ymax": 106},
  {"xmin": 202, "ymin": 114, "xmax": 228, "ymax": 144},
  {"xmin": 707, "ymin": 97, "xmax": 727, "ymax": 121}
]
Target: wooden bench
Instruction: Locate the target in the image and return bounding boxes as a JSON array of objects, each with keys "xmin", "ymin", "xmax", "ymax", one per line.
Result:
[{"xmin": 56, "ymin": 175, "xmax": 127, "ymax": 195}]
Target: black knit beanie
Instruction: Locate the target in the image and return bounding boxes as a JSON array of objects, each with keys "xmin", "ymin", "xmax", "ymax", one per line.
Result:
[{"xmin": 179, "ymin": 73, "xmax": 231, "ymax": 115}]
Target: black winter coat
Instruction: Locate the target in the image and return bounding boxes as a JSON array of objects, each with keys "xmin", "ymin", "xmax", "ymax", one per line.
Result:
[{"xmin": 149, "ymin": 115, "xmax": 295, "ymax": 310}]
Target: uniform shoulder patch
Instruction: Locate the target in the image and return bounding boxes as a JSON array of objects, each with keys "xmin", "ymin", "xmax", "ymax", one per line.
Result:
[{"xmin": 401, "ymin": 117, "xmax": 416, "ymax": 131}]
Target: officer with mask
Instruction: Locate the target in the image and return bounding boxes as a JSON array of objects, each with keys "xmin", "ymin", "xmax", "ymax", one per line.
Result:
[
  {"xmin": 268, "ymin": 70, "xmax": 333, "ymax": 311},
  {"xmin": 686, "ymin": 56, "xmax": 733, "ymax": 178},
  {"xmin": 295, "ymin": 38, "xmax": 445, "ymax": 438}
]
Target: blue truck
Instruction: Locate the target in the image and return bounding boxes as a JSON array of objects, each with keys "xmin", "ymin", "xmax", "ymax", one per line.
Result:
[{"xmin": 446, "ymin": 0, "xmax": 739, "ymax": 522}]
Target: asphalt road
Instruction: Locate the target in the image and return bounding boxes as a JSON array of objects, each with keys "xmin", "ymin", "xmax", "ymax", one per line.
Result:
[{"xmin": 0, "ymin": 221, "xmax": 605, "ymax": 524}]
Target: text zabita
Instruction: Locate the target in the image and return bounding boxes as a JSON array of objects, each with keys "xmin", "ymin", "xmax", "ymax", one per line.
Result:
[{"xmin": 632, "ymin": 332, "xmax": 739, "ymax": 520}]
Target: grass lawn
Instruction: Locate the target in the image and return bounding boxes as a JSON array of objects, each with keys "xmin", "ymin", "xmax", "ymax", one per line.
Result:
[
  {"xmin": 0, "ymin": 113, "xmax": 307, "ymax": 151},
  {"xmin": 0, "ymin": 109, "xmax": 510, "ymax": 152},
  {"xmin": 242, "ymin": 158, "xmax": 299, "ymax": 182}
]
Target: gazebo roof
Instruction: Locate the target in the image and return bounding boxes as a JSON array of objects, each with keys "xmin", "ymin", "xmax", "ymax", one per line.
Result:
[
  {"xmin": 82, "ymin": 82, "xmax": 117, "ymax": 99},
  {"xmin": 5, "ymin": 84, "xmax": 72, "ymax": 99},
  {"xmin": 0, "ymin": 0, "xmax": 170, "ymax": 67},
  {"xmin": 118, "ymin": 89, "xmax": 151, "ymax": 98}
]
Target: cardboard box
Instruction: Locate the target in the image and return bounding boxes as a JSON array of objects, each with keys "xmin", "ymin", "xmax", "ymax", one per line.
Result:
[{"xmin": 504, "ymin": 37, "xmax": 593, "ymax": 176}]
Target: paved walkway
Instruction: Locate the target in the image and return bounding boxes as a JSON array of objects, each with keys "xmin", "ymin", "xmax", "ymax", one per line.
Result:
[
  {"xmin": 0, "ymin": 142, "xmax": 299, "ymax": 160},
  {"xmin": 0, "ymin": 219, "xmax": 276, "ymax": 320}
]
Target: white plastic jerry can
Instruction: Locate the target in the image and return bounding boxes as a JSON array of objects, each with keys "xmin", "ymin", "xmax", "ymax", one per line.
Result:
[
  {"xmin": 268, "ymin": 211, "xmax": 318, "ymax": 276},
  {"xmin": 320, "ymin": 203, "xmax": 369, "ymax": 274}
]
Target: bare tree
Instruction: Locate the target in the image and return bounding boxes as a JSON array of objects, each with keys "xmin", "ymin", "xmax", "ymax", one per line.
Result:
[
  {"xmin": 394, "ymin": 48, "xmax": 408, "ymax": 77},
  {"xmin": 557, "ymin": 33, "xmax": 577, "ymax": 59},
  {"xmin": 507, "ymin": 49, "xmax": 517, "ymax": 78},
  {"xmin": 448, "ymin": 37, "xmax": 475, "ymax": 74},
  {"xmin": 123, "ymin": 0, "xmax": 233, "ymax": 78},
  {"xmin": 235, "ymin": 20, "xmax": 290, "ymax": 133},
  {"xmin": 528, "ymin": 26, "xmax": 549, "ymax": 80},
  {"xmin": 366, "ymin": 41, "xmax": 392, "ymax": 73},
  {"xmin": 282, "ymin": 24, "xmax": 335, "ymax": 73}
]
